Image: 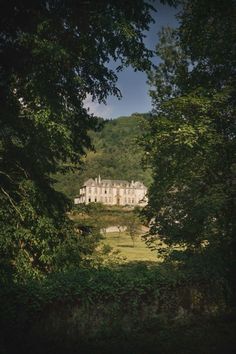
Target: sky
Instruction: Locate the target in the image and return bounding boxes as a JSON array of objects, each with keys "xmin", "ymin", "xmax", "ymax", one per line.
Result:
[{"xmin": 84, "ymin": 2, "xmax": 179, "ymax": 119}]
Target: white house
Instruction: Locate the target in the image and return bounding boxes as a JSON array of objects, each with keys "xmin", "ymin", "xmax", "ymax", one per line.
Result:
[{"xmin": 74, "ymin": 176, "xmax": 148, "ymax": 207}]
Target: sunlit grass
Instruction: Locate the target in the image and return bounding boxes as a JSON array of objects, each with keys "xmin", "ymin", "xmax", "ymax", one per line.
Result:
[{"xmin": 102, "ymin": 231, "xmax": 162, "ymax": 263}]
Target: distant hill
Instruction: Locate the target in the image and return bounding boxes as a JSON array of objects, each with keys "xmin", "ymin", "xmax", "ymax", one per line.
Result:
[{"xmin": 54, "ymin": 113, "xmax": 152, "ymax": 199}]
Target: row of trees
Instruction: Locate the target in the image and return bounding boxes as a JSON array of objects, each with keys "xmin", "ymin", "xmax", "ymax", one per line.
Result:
[{"xmin": 142, "ymin": 0, "xmax": 236, "ymax": 293}]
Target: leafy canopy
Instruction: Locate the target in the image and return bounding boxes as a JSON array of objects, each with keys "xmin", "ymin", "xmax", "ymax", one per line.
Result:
[
  {"xmin": 143, "ymin": 0, "xmax": 236, "ymax": 282},
  {"xmin": 0, "ymin": 0, "xmax": 155, "ymax": 278}
]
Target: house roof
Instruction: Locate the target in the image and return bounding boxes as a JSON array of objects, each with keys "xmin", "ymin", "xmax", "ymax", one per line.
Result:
[
  {"xmin": 83, "ymin": 178, "xmax": 95, "ymax": 186},
  {"xmin": 83, "ymin": 177, "xmax": 147, "ymax": 189},
  {"xmin": 102, "ymin": 179, "xmax": 129, "ymax": 186}
]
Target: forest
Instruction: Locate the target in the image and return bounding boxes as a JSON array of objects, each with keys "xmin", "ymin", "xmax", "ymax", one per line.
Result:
[
  {"xmin": 54, "ymin": 113, "xmax": 153, "ymax": 199},
  {"xmin": 0, "ymin": 1, "xmax": 235, "ymax": 353}
]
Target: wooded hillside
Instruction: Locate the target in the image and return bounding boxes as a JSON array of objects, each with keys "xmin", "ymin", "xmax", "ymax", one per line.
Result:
[{"xmin": 54, "ymin": 113, "xmax": 152, "ymax": 199}]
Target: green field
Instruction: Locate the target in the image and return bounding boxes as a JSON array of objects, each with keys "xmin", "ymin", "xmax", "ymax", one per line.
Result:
[{"xmin": 102, "ymin": 231, "xmax": 160, "ymax": 263}]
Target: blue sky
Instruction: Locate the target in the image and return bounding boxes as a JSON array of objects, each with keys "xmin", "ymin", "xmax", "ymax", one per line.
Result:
[{"xmin": 84, "ymin": 2, "xmax": 178, "ymax": 119}]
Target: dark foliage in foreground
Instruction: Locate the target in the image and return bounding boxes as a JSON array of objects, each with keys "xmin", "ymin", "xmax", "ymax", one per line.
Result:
[
  {"xmin": 0, "ymin": 0, "xmax": 154, "ymax": 279},
  {"xmin": 1, "ymin": 264, "xmax": 235, "ymax": 354}
]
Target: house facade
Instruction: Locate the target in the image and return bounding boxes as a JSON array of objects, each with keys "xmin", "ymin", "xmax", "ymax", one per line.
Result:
[{"xmin": 74, "ymin": 176, "xmax": 148, "ymax": 207}]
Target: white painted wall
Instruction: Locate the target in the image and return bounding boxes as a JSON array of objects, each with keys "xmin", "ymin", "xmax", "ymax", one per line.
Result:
[{"xmin": 74, "ymin": 178, "xmax": 148, "ymax": 206}]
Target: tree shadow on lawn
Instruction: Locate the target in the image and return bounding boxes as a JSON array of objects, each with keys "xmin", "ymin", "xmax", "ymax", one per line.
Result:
[{"xmin": 118, "ymin": 244, "xmax": 135, "ymax": 248}]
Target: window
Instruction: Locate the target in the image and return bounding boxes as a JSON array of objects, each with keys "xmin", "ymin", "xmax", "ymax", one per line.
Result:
[
  {"xmin": 95, "ymin": 198, "xmax": 97, "ymax": 202},
  {"xmin": 88, "ymin": 197, "xmax": 91, "ymax": 202}
]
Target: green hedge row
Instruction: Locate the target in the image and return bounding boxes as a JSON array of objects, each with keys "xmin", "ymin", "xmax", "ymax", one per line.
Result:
[{"xmin": 0, "ymin": 263, "xmax": 229, "ymax": 331}]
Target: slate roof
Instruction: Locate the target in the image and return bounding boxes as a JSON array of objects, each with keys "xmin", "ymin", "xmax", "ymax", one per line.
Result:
[
  {"xmin": 83, "ymin": 177, "xmax": 146, "ymax": 188},
  {"xmin": 102, "ymin": 179, "xmax": 130, "ymax": 186}
]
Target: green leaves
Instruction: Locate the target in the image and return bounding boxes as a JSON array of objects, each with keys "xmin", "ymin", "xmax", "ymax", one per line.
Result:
[
  {"xmin": 0, "ymin": 1, "xmax": 155, "ymax": 279},
  {"xmin": 143, "ymin": 0, "xmax": 236, "ymax": 286}
]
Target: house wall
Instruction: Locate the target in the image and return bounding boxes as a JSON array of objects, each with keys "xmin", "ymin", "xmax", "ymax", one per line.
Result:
[{"xmin": 74, "ymin": 179, "xmax": 148, "ymax": 206}]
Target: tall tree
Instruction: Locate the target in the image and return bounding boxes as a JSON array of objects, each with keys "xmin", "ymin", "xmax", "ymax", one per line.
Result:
[
  {"xmin": 143, "ymin": 0, "xmax": 236, "ymax": 288},
  {"xmin": 0, "ymin": 0, "xmax": 155, "ymax": 278}
]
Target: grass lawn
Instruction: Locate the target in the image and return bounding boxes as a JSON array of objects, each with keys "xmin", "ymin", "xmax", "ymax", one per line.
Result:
[{"xmin": 102, "ymin": 231, "xmax": 161, "ymax": 263}]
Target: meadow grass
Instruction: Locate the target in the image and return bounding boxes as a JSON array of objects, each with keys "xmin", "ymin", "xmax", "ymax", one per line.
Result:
[{"xmin": 102, "ymin": 231, "xmax": 161, "ymax": 262}]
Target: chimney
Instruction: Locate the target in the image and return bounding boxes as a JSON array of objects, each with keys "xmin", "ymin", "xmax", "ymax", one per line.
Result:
[{"xmin": 98, "ymin": 175, "xmax": 101, "ymax": 183}]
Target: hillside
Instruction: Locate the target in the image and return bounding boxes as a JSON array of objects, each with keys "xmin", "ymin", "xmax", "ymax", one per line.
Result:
[{"xmin": 54, "ymin": 113, "xmax": 152, "ymax": 199}]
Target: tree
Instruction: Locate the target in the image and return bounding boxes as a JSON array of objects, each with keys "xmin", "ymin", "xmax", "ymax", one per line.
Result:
[
  {"xmin": 142, "ymin": 0, "xmax": 236, "ymax": 289},
  {"xmin": 116, "ymin": 214, "xmax": 127, "ymax": 244},
  {"xmin": 0, "ymin": 0, "xmax": 155, "ymax": 278},
  {"xmin": 124, "ymin": 213, "xmax": 142, "ymax": 247}
]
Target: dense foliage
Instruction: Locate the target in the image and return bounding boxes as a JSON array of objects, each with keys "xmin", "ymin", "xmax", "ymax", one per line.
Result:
[
  {"xmin": 54, "ymin": 114, "xmax": 153, "ymax": 198},
  {"xmin": 142, "ymin": 0, "xmax": 236, "ymax": 292},
  {"xmin": 1, "ymin": 264, "xmax": 231, "ymax": 354},
  {"xmin": 0, "ymin": 0, "xmax": 154, "ymax": 278},
  {"xmin": 1, "ymin": 2, "xmax": 236, "ymax": 352}
]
